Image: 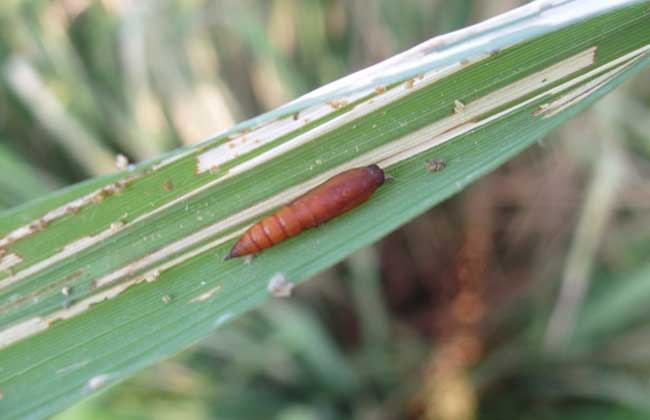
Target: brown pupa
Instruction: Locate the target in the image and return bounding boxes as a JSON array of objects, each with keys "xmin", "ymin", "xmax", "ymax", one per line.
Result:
[{"xmin": 225, "ymin": 164, "xmax": 385, "ymax": 259}]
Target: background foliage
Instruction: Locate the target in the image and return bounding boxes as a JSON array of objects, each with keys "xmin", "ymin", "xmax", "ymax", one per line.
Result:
[{"xmin": 1, "ymin": 1, "xmax": 649, "ymax": 419}]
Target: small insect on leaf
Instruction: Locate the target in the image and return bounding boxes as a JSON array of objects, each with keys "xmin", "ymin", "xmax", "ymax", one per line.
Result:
[
  {"xmin": 225, "ymin": 164, "xmax": 386, "ymax": 259},
  {"xmin": 425, "ymin": 159, "xmax": 447, "ymax": 173}
]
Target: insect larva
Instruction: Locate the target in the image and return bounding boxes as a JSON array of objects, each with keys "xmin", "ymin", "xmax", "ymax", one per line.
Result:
[{"xmin": 225, "ymin": 164, "xmax": 385, "ymax": 259}]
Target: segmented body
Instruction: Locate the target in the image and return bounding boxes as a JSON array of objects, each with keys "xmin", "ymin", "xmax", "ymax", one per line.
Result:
[{"xmin": 225, "ymin": 164, "xmax": 385, "ymax": 259}]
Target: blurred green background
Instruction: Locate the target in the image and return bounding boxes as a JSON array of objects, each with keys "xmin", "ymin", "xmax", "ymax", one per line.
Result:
[{"xmin": 1, "ymin": 1, "xmax": 650, "ymax": 419}]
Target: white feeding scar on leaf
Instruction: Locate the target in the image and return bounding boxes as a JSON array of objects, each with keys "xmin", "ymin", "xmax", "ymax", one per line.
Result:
[
  {"xmin": 56, "ymin": 359, "xmax": 90, "ymax": 375},
  {"xmin": 195, "ymin": 52, "xmax": 489, "ymax": 176},
  {"xmin": 0, "ymin": 229, "xmax": 246, "ymax": 349},
  {"xmin": 188, "ymin": 285, "xmax": 222, "ymax": 303},
  {"xmin": 535, "ymin": 46, "xmax": 650, "ymax": 118},
  {"xmin": 0, "ymin": 227, "xmax": 124, "ymax": 291},
  {"xmin": 158, "ymin": 0, "xmax": 635, "ymax": 176},
  {"xmin": 0, "ymin": 176, "xmax": 135, "ymax": 250},
  {"xmin": 373, "ymin": 46, "xmax": 598, "ymax": 166},
  {"xmin": 0, "ymin": 317, "xmax": 47, "ymax": 349},
  {"xmin": 0, "ymin": 272, "xmax": 155, "ymax": 350},
  {"xmin": 0, "ymin": 254, "xmax": 22, "ymax": 272},
  {"xmin": 92, "ymin": 227, "xmax": 244, "ymax": 290}
]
